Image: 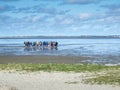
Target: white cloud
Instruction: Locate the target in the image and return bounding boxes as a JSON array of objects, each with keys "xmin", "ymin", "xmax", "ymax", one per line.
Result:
[
  {"xmin": 60, "ymin": 18, "xmax": 74, "ymax": 24},
  {"xmin": 65, "ymin": 0, "xmax": 102, "ymax": 4},
  {"xmin": 23, "ymin": 15, "xmax": 42, "ymax": 23},
  {"xmin": 32, "ymin": 16, "xmax": 41, "ymax": 22},
  {"xmin": 79, "ymin": 13, "xmax": 92, "ymax": 20}
]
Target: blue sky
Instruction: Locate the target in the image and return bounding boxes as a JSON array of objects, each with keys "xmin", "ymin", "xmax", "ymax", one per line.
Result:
[{"xmin": 0, "ymin": 0, "xmax": 120, "ymax": 36}]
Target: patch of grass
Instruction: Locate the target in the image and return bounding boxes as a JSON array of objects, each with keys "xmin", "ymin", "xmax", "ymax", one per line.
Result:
[
  {"xmin": 65, "ymin": 81, "xmax": 79, "ymax": 84},
  {"xmin": 0, "ymin": 63, "xmax": 119, "ymax": 72},
  {"xmin": 0, "ymin": 63, "xmax": 120, "ymax": 86},
  {"xmin": 83, "ymin": 69, "xmax": 120, "ymax": 86}
]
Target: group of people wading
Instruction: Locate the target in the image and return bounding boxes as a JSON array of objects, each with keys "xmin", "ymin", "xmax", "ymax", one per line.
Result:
[{"xmin": 24, "ymin": 41, "xmax": 58, "ymax": 48}]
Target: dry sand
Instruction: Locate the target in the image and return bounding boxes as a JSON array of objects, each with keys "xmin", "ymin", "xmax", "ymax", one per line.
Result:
[{"xmin": 0, "ymin": 71, "xmax": 119, "ymax": 90}]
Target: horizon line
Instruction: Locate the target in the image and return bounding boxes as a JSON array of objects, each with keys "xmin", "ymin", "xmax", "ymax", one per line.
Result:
[{"xmin": 0, "ymin": 35, "xmax": 120, "ymax": 39}]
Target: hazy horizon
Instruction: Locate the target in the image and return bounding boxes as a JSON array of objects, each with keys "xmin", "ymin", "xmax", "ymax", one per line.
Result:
[{"xmin": 0, "ymin": 35, "xmax": 120, "ymax": 39}]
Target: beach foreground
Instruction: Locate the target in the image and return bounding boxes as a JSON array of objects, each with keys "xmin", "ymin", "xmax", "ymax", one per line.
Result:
[
  {"xmin": 0, "ymin": 56, "xmax": 120, "ymax": 90},
  {"xmin": 0, "ymin": 71, "xmax": 119, "ymax": 90}
]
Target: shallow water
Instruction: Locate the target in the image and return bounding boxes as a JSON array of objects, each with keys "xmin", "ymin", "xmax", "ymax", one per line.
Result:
[{"xmin": 0, "ymin": 38, "xmax": 120, "ymax": 64}]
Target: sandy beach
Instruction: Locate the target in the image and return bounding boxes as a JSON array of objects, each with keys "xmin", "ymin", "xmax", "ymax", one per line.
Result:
[
  {"xmin": 0, "ymin": 55, "xmax": 92, "ymax": 64},
  {"xmin": 0, "ymin": 56, "xmax": 120, "ymax": 90},
  {"xmin": 0, "ymin": 71, "xmax": 119, "ymax": 90}
]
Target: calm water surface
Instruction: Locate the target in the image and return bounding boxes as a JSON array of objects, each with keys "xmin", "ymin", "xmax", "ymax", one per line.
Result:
[{"xmin": 0, "ymin": 38, "xmax": 120, "ymax": 64}]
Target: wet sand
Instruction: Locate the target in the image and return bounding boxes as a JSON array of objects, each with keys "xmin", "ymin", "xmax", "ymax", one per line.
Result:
[{"xmin": 0, "ymin": 55, "xmax": 92, "ymax": 64}]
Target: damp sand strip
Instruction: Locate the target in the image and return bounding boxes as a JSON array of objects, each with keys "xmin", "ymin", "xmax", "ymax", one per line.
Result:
[{"xmin": 0, "ymin": 55, "xmax": 92, "ymax": 64}]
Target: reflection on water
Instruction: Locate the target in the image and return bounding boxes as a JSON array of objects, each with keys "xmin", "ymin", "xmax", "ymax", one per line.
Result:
[{"xmin": 24, "ymin": 46, "xmax": 58, "ymax": 52}]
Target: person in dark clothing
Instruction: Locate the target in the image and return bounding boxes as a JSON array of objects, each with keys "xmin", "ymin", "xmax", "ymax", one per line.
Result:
[{"xmin": 55, "ymin": 42, "xmax": 58, "ymax": 47}]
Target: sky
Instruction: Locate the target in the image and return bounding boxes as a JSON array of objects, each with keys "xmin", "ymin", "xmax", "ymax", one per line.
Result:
[{"xmin": 0, "ymin": 0, "xmax": 120, "ymax": 36}]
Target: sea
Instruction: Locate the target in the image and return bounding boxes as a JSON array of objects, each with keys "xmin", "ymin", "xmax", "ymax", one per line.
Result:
[{"xmin": 0, "ymin": 38, "xmax": 120, "ymax": 64}]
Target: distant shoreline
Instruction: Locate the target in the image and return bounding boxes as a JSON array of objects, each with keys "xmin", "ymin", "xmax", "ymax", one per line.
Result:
[{"xmin": 0, "ymin": 35, "xmax": 120, "ymax": 39}]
